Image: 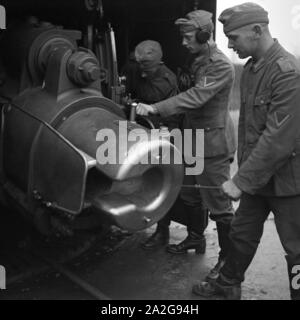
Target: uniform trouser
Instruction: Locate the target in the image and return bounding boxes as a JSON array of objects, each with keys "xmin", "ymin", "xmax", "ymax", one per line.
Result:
[
  {"xmin": 180, "ymin": 154, "xmax": 234, "ymax": 221},
  {"xmin": 177, "ymin": 153, "xmax": 235, "ymax": 257},
  {"xmin": 220, "ymin": 192, "xmax": 300, "ymax": 299}
]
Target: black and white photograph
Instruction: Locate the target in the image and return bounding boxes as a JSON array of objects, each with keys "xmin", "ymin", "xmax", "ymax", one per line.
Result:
[{"xmin": 0, "ymin": 0, "xmax": 300, "ymax": 303}]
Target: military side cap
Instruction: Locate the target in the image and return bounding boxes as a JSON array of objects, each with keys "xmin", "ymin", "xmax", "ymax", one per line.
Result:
[
  {"xmin": 135, "ymin": 40, "xmax": 163, "ymax": 64},
  {"xmin": 175, "ymin": 10, "xmax": 213, "ymax": 33},
  {"xmin": 218, "ymin": 2, "xmax": 269, "ymax": 33}
]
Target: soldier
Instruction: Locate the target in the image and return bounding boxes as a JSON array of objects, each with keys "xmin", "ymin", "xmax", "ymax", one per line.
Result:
[
  {"xmin": 133, "ymin": 40, "xmax": 177, "ymax": 105},
  {"xmin": 122, "ymin": 40, "xmax": 180, "ymax": 250},
  {"xmin": 122, "ymin": 40, "xmax": 178, "ymax": 130},
  {"xmin": 136, "ymin": 10, "xmax": 236, "ymax": 282},
  {"xmin": 193, "ymin": 2, "xmax": 300, "ymax": 300}
]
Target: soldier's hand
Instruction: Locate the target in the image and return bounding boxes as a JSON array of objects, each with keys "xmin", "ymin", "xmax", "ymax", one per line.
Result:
[
  {"xmin": 222, "ymin": 180, "xmax": 242, "ymax": 201},
  {"xmin": 136, "ymin": 103, "xmax": 156, "ymax": 116}
]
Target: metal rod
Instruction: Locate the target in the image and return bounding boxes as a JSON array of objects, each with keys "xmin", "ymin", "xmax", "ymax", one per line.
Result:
[
  {"xmin": 182, "ymin": 184, "xmax": 222, "ymax": 190},
  {"xmin": 129, "ymin": 102, "xmax": 137, "ymax": 122}
]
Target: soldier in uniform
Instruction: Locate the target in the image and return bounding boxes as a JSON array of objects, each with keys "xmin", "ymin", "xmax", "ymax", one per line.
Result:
[
  {"xmin": 123, "ymin": 40, "xmax": 178, "ymax": 129},
  {"xmin": 193, "ymin": 2, "xmax": 300, "ymax": 300},
  {"xmin": 133, "ymin": 40, "xmax": 178, "ymax": 105},
  {"xmin": 137, "ymin": 10, "xmax": 236, "ymax": 281},
  {"xmin": 122, "ymin": 40, "xmax": 180, "ymax": 250}
]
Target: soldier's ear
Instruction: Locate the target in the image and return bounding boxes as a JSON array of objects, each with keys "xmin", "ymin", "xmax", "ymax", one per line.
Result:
[{"xmin": 252, "ymin": 24, "xmax": 263, "ymax": 37}]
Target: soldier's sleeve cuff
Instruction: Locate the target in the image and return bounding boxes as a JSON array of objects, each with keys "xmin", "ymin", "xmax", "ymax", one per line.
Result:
[
  {"xmin": 151, "ymin": 104, "xmax": 160, "ymax": 115},
  {"xmin": 232, "ymin": 174, "xmax": 255, "ymax": 195},
  {"xmin": 152, "ymin": 102, "xmax": 171, "ymax": 118}
]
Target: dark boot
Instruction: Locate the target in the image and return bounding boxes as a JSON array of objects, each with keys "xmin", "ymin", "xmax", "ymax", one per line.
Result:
[
  {"xmin": 205, "ymin": 258, "xmax": 226, "ymax": 282},
  {"xmin": 206, "ymin": 221, "xmax": 231, "ymax": 282},
  {"xmin": 193, "ymin": 246, "xmax": 254, "ymax": 299},
  {"xmin": 192, "ymin": 277, "xmax": 241, "ymax": 300},
  {"xmin": 166, "ymin": 205, "xmax": 208, "ymax": 254},
  {"xmin": 141, "ymin": 224, "xmax": 169, "ymax": 250},
  {"xmin": 166, "ymin": 231, "xmax": 206, "ymax": 254},
  {"xmin": 286, "ymin": 256, "xmax": 300, "ymax": 300},
  {"xmin": 166, "ymin": 205, "xmax": 208, "ymax": 255}
]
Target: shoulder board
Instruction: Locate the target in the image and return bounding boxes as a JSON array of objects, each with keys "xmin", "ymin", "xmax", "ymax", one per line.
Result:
[
  {"xmin": 162, "ymin": 69, "xmax": 175, "ymax": 80},
  {"xmin": 163, "ymin": 71, "xmax": 170, "ymax": 78},
  {"xmin": 209, "ymin": 48, "xmax": 226, "ymax": 63},
  {"xmin": 210, "ymin": 49, "xmax": 231, "ymax": 64},
  {"xmin": 210, "ymin": 55, "xmax": 227, "ymax": 65},
  {"xmin": 276, "ymin": 57, "xmax": 295, "ymax": 73},
  {"xmin": 209, "ymin": 53, "xmax": 218, "ymax": 62}
]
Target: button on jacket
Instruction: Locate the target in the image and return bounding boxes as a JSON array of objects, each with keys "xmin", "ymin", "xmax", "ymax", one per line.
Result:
[
  {"xmin": 153, "ymin": 44, "xmax": 236, "ymax": 158},
  {"xmin": 232, "ymin": 40, "xmax": 300, "ymax": 196}
]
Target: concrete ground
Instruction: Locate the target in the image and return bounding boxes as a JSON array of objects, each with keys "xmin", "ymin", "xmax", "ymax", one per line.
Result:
[
  {"xmin": 1, "ymin": 216, "xmax": 290, "ymax": 300},
  {"xmin": 82, "ymin": 218, "xmax": 289, "ymax": 300}
]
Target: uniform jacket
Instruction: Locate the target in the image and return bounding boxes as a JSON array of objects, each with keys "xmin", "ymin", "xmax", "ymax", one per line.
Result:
[
  {"xmin": 130, "ymin": 63, "xmax": 179, "ymax": 129},
  {"xmin": 154, "ymin": 43, "xmax": 236, "ymax": 158},
  {"xmin": 232, "ymin": 40, "xmax": 300, "ymax": 196},
  {"xmin": 135, "ymin": 63, "xmax": 178, "ymax": 104}
]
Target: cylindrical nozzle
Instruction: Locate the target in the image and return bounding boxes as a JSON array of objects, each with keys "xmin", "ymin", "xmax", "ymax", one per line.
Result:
[{"xmin": 129, "ymin": 102, "xmax": 138, "ymax": 122}]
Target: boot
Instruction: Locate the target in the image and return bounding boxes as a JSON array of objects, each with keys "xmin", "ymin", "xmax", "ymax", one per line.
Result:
[
  {"xmin": 166, "ymin": 205, "xmax": 208, "ymax": 255},
  {"xmin": 141, "ymin": 224, "xmax": 169, "ymax": 250},
  {"xmin": 205, "ymin": 258, "xmax": 226, "ymax": 282},
  {"xmin": 206, "ymin": 221, "xmax": 231, "ymax": 282},
  {"xmin": 286, "ymin": 256, "xmax": 300, "ymax": 300},
  {"xmin": 193, "ymin": 245, "xmax": 254, "ymax": 299},
  {"xmin": 166, "ymin": 231, "xmax": 206, "ymax": 254},
  {"xmin": 192, "ymin": 277, "xmax": 241, "ymax": 300}
]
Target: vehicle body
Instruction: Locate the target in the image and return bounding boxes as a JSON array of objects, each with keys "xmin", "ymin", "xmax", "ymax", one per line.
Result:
[{"xmin": 0, "ymin": 0, "xmax": 216, "ymax": 237}]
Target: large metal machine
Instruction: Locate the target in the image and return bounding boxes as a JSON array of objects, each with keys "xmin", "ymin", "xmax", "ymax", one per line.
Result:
[{"xmin": 0, "ymin": 2, "xmax": 184, "ymax": 237}]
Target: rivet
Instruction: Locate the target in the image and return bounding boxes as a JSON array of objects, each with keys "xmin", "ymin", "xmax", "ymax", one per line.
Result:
[{"xmin": 143, "ymin": 217, "xmax": 151, "ymax": 224}]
